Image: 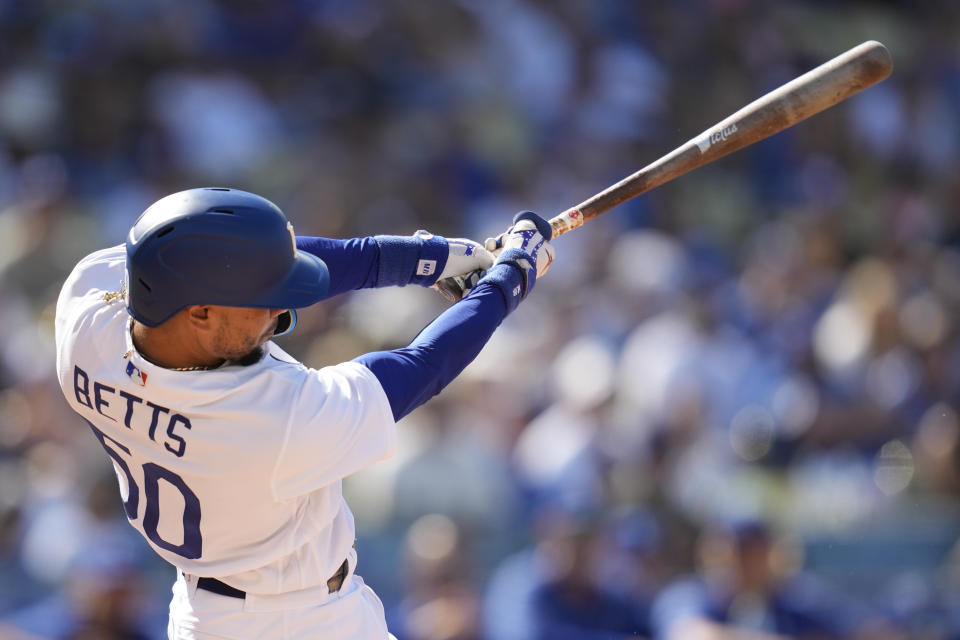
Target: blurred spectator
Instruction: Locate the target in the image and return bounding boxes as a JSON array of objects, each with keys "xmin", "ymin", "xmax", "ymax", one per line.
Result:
[
  {"xmin": 0, "ymin": 505, "xmax": 43, "ymax": 615},
  {"xmin": 392, "ymin": 514, "xmax": 482, "ymax": 640},
  {"xmin": 484, "ymin": 505, "xmax": 649, "ymax": 640},
  {"xmin": 526, "ymin": 508, "xmax": 647, "ymax": 639},
  {"xmin": 0, "ymin": 539, "xmax": 156, "ymax": 639},
  {"xmin": 651, "ymin": 520, "xmax": 862, "ymax": 640}
]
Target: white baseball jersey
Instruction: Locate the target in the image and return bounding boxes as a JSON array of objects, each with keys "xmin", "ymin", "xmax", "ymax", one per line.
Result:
[{"xmin": 54, "ymin": 245, "xmax": 397, "ymax": 599}]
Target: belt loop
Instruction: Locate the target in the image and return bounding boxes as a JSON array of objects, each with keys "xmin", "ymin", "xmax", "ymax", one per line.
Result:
[
  {"xmin": 346, "ymin": 544, "xmax": 358, "ymax": 583},
  {"xmin": 179, "ymin": 570, "xmax": 198, "ymax": 596}
]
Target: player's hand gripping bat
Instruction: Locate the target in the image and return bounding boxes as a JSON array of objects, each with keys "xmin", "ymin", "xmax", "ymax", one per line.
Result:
[{"xmin": 434, "ymin": 40, "xmax": 893, "ymax": 301}]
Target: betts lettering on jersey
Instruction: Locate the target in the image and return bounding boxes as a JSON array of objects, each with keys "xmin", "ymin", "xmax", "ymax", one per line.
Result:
[{"xmin": 74, "ymin": 364, "xmax": 190, "ymax": 457}]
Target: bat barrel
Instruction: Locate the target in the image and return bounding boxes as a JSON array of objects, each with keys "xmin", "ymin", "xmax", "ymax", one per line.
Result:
[
  {"xmin": 690, "ymin": 40, "xmax": 892, "ymax": 162},
  {"xmin": 548, "ymin": 40, "xmax": 893, "ymax": 239}
]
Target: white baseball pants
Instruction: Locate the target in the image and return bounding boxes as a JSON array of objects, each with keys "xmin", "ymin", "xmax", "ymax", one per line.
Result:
[{"xmin": 167, "ymin": 571, "xmax": 396, "ymax": 640}]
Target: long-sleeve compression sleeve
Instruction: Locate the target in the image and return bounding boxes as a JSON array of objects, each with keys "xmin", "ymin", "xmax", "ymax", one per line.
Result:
[
  {"xmin": 296, "ymin": 234, "xmax": 448, "ymax": 298},
  {"xmin": 353, "ymin": 260, "xmax": 524, "ymax": 421}
]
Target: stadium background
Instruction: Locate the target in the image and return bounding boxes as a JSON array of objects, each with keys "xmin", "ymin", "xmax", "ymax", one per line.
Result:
[{"xmin": 0, "ymin": 0, "xmax": 958, "ymax": 638}]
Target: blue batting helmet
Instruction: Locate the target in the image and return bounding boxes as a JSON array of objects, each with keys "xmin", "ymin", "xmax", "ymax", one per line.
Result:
[{"xmin": 126, "ymin": 187, "xmax": 330, "ymax": 328}]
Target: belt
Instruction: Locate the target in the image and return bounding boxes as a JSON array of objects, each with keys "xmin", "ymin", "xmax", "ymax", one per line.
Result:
[{"xmin": 196, "ymin": 557, "xmax": 350, "ymax": 599}]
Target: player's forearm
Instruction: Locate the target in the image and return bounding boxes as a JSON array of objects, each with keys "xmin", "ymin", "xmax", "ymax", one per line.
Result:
[
  {"xmin": 296, "ymin": 233, "xmax": 447, "ymax": 296},
  {"xmin": 353, "ymin": 261, "xmax": 523, "ymax": 421},
  {"xmin": 296, "ymin": 236, "xmax": 380, "ymax": 295}
]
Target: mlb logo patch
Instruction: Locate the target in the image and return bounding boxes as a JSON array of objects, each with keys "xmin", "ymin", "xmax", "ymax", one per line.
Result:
[{"xmin": 126, "ymin": 361, "xmax": 148, "ymax": 386}]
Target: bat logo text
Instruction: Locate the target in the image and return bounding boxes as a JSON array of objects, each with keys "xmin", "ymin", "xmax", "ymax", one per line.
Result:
[
  {"xmin": 710, "ymin": 123, "xmax": 738, "ymax": 144},
  {"xmin": 694, "ymin": 122, "xmax": 738, "ymax": 153}
]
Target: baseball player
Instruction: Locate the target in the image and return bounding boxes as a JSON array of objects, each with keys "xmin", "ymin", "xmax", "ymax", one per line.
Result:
[{"xmin": 53, "ymin": 187, "xmax": 555, "ymax": 639}]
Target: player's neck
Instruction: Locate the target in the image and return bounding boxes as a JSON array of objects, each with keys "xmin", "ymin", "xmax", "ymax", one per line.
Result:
[{"xmin": 131, "ymin": 319, "xmax": 224, "ymax": 371}]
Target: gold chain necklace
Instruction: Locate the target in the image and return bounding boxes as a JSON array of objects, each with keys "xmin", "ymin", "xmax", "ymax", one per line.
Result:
[
  {"xmin": 124, "ymin": 320, "xmax": 222, "ymax": 372},
  {"xmin": 169, "ymin": 364, "xmax": 222, "ymax": 372},
  {"xmin": 123, "ymin": 349, "xmax": 222, "ymax": 372}
]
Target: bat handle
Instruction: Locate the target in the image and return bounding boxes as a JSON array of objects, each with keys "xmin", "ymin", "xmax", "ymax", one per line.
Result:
[
  {"xmin": 435, "ymin": 210, "xmax": 571, "ymax": 302},
  {"xmin": 431, "ymin": 274, "xmax": 469, "ymax": 302},
  {"xmin": 549, "ymin": 208, "xmax": 586, "ymax": 239}
]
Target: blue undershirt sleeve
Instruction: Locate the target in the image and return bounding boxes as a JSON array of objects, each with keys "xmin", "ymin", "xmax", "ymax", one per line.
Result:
[
  {"xmin": 353, "ymin": 261, "xmax": 521, "ymax": 421},
  {"xmin": 296, "ymin": 236, "xmax": 380, "ymax": 297},
  {"xmin": 296, "ymin": 234, "xmax": 449, "ymax": 298}
]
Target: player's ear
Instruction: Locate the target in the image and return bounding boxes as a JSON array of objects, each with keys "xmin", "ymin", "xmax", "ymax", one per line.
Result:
[{"xmin": 184, "ymin": 305, "xmax": 212, "ymax": 329}]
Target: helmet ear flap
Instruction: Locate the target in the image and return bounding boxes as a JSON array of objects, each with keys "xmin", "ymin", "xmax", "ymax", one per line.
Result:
[{"xmin": 273, "ymin": 310, "xmax": 297, "ymax": 336}]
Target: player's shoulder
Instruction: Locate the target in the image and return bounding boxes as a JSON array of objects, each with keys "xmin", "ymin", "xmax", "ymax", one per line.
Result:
[
  {"xmin": 56, "ymin": 245, "xmax": 127, "ymax": 336},
  {"xmin": 60, "ymin": 244, "xmax": 127, "ymax": 301},
  {"xmin": 263, "ymin": 343, "xmax": 369, "ymax": 379},
  {"xmin": 259, "ymin": 343, "xmax": 307, "ymax": 377},
  {"xmin": 71, "ymin": 244, "xmax": 127, "ymax": 277},
  {"xmin": 263, "ymin": 344, "xmax": 383, "ymax": 397}
]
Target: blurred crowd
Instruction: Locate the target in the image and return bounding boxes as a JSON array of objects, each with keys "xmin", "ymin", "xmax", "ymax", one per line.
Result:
[{"xmin": 1, "ymin": 0, "xmax": 959, "ymax": 638}]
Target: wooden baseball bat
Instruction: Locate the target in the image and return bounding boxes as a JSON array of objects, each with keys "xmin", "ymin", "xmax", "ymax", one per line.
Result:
[
  {"xmin": 434, "ymin": 41, "xmax": 891, "ymax": 301},
  {"xmin": 548, "ymin": 40, "xmax": 893, "ymax": 238}
]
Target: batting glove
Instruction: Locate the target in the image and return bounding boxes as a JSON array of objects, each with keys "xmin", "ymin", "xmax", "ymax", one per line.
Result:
[
  {"xmin": 430, "ymin": 237, "xmax": 496, "ymax": 302},
  {"xmin": 472, "ymin": 211, "xmax": 555, "ymax": 312},
  {"xmin": 495, "ymin": 211, "xmax": 555, "ymax": 280},
  {"xmin": 438, "ymin": 237, "xmax": 495, "ymax": 279}
]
